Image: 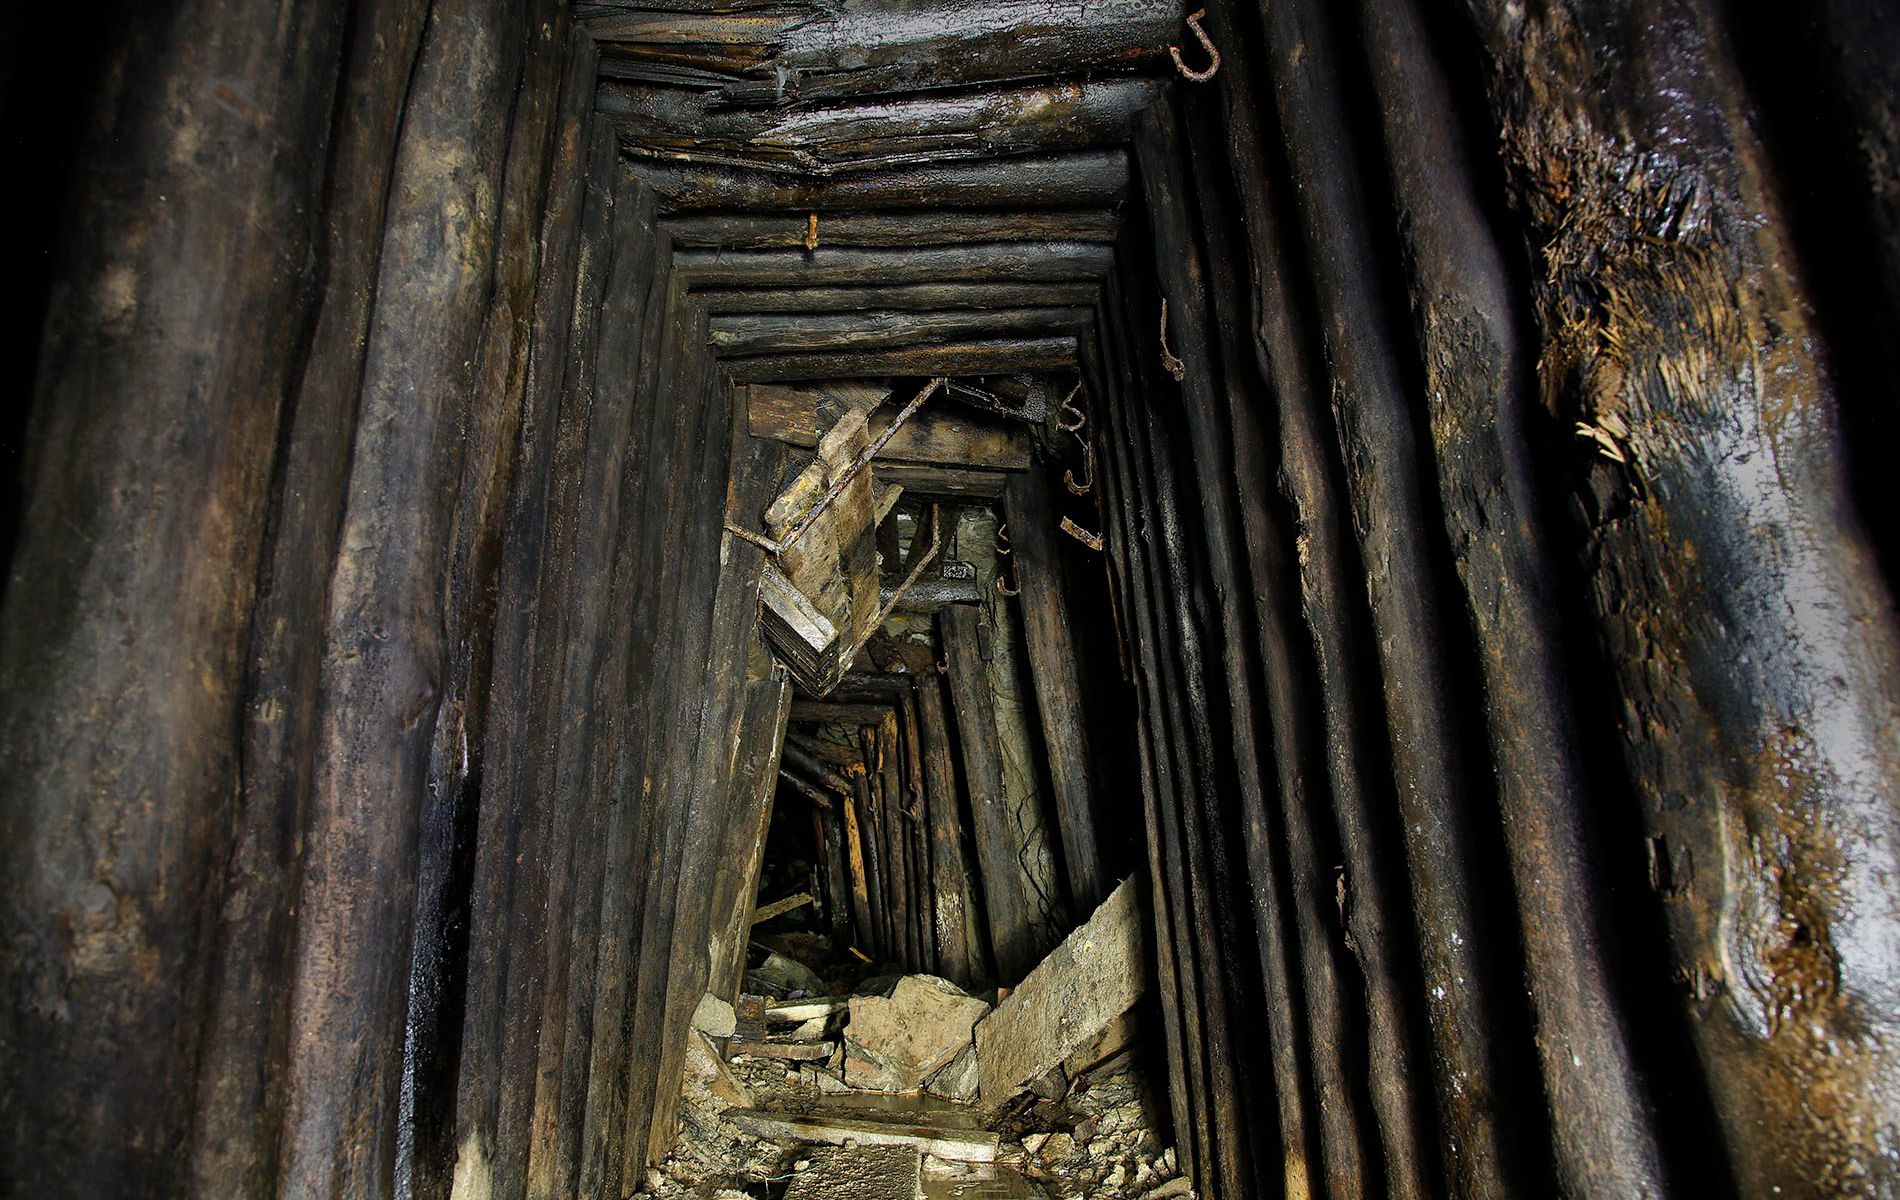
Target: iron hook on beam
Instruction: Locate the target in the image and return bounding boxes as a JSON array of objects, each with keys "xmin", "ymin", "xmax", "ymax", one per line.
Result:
[{"xmin": 1171, "ymin": 9, "xmax": 1222, "ymax": 83}]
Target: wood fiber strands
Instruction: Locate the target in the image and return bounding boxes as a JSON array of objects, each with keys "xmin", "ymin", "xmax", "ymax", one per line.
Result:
[{"xmin": 1460, "ymin": 0, "xmax": 1900, "ymax": 1191}]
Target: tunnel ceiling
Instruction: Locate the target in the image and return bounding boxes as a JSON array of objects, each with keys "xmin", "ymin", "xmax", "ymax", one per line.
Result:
[{"xmin": 576, "ymin": 0, "xmax": 1185, "ymax": 391}]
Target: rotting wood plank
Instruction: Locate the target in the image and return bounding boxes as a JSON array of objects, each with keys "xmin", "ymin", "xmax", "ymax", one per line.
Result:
[
  {"xmin": 710, "ymin": 307, "xmax": 1092, "ymax": 355},
  {"xmin": 940, "ymin": 605, "xmax": 1042, "ymax": 983},
  {"xmin": 726, "ymin": 337, "xmax": 1078, "ymax": 384},
  {"xmin": 662, "ymin": 209, "xmax": 1121, "ymax": 250}
]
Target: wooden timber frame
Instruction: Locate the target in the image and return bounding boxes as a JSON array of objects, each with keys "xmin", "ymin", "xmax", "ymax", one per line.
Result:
[{"xmin": 4, "ymin": 0, "xmax": 1900, "ymax": 1198}]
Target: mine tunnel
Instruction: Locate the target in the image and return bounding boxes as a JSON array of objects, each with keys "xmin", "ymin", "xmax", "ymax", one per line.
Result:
[{"xmin": 4, "ymin": 0, "xmax": 1900, "ymax": 1197}]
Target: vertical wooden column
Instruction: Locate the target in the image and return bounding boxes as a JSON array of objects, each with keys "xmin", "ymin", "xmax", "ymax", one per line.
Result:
[
  {"xmin": 940, "ymin": 604, "xmax": 1042, "ymax": 982},
  {"xmin": 914, "ymin": 671, "xmax": 975, "ymax": 986},
  {"xmin": 1003, "ymin": 469, "xmax": 1109, "ymax": 911},
  {"xmin": 0, "ymin": 1, "xmax": 352, "ymax": 1194}
]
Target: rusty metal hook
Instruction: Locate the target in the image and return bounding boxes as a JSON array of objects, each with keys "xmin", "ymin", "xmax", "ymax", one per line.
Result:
[
  {"xmin": 996, "ymin": 571, "xmax": 1021, "ymax": 598},
  {"xmin": 1171, "ymin": 9, "xmax": 1221, "ymax": 82},
  {"xmin": 1060, "ymin": 515, "xmax": 1105, "ymax": 552},
  {"xmin": 1055, "ymin": 380, "xmax": 1087, "ymax": 433},
  {"xmin": 994, "ymin": 521, "xmax": 1012, "ymax": 557},
  {"xmin": 1159, "ymin": 298, "xmax": 1186, "ymax": 381},
  {"xmin": 1065, "ymin": 441, "xmax": 1095, "ymax": 497}
]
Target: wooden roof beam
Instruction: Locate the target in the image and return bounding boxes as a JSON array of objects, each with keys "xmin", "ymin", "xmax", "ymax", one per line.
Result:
[
  {"xmin": 674, "ymin": 241, "xmax": 1113, "ymax": 288},
  {"xmin": 660, "ymin": 208, "xmax": 1121, "ymax": 250},
  {"xmin": 625, "ymin": 148, "xmax": 1131, "ymax": 212},
  {"xmin": 598, "ymin": 78, "xmax": 1161, "ymax": 176},
  {"xmin": 579, "ymin": 0, "xmax": 1180, "ymax": 104},
  {"xmin": 708, "ymin": 306, "xmax": 1092, "ymax": 355},
  {"xmin": 696, "ymin": 281, "xmax": 1101, "ymax": 315},
  {"xmin": 724, "ymin": 336, "xmax": 1079, "ymax": 383}
]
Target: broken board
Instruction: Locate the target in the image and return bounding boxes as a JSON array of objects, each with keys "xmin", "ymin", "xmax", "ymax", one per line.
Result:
[{"xmin": 973, "ymin": 875, "xmax": 1148, "ymax": 1105}]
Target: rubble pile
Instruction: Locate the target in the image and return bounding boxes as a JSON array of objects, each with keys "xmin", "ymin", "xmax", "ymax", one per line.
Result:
[{"xmin": 636, "ymin": 877, "xmax": 1192, "ymax": 1200}]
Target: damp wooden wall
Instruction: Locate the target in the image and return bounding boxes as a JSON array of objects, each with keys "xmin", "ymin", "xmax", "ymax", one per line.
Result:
[
  {"xmin": 0, "ymin": 5, "xmax": 790, "ymax": 1198},
  {"xmin": 1090, "ymin": 0, "xmax": 1900, "ymax": 1198}
]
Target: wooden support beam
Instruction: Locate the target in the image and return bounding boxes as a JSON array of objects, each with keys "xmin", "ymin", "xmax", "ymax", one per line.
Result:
[
  {"xmin": 789, "ymin": 701, "xmax": 893, "ymax": 725},
  {"xmin": 675, "ymin": 242, "xmax": 1113, "ymax": 288},
  {"xmin": 699, "ymin": 281, "xmax": 1100, "ymax": 315},
  {"xmin": 580, "ymin": 0, "xmax": 1178, "ymax": 105},
  {"xmin": 598, "ymin": 78, "xmax": 1161, "ymax": 176},
  {"xmin": 914, "ymin": 671, "xmax": 975, "ymax": 986},
  {"xmin": 875, "ymin": 464, "xmax": 1010, "ymax": 501},
  {"xmin": 624, "ymin": 148, "xmax": 1132, "ymax": 212},
  {"xmin": 710, "ymin": 307, "xmax": 1092, "ymax": 355},
  {"xmin": 661, "ymin": 209, "xmax": 1121, "ymax": 250},
  {"xmin": 1002, "ymin": 471, "xmax": 1108, "ymax": 910},
  {"xmin": 939, "ymin": 605, "xmax": 1041, "ymax": 982},
  {"xmin": 747, "ymin": 384, "xmax": 1031, "ymax": 470},
  {"xmin": 724, "ymin": 337, "xmax": 1078, "ymax": 384}
]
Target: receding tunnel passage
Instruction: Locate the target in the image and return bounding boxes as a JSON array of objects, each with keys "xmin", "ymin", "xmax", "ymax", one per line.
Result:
[{"xmin": 4, "ymin": 0, "xmax": 1900, "ymax": 1198}]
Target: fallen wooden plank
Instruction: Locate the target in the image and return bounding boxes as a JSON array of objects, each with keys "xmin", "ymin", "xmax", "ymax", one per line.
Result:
[
  {"xmin": 974, "ymin": 874, "xmax": 1149, "ymax": 1104},
  {"xmin": 726, "ymin": 1109, "xmax": 1000, "ymax": 1163},
  {"xmin": 728, "ymin": 1037, "xmax": 837, "ymax": 1062},
  {"xmin": 751, "ymin": 892, "xmax": 815, "ymax": 925},
  {"xmin": 766, "ymin": 997, "xmax": 848, "ymax": 1023}
]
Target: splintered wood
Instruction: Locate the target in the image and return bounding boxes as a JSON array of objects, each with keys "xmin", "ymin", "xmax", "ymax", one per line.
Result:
[
  {"xmin": 751, "ymin": 380, "xmax": 947, "ymax": 695},
  {"xmin": 756, "ymin": 390, "xmax": 890, "ymax": 693}
]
